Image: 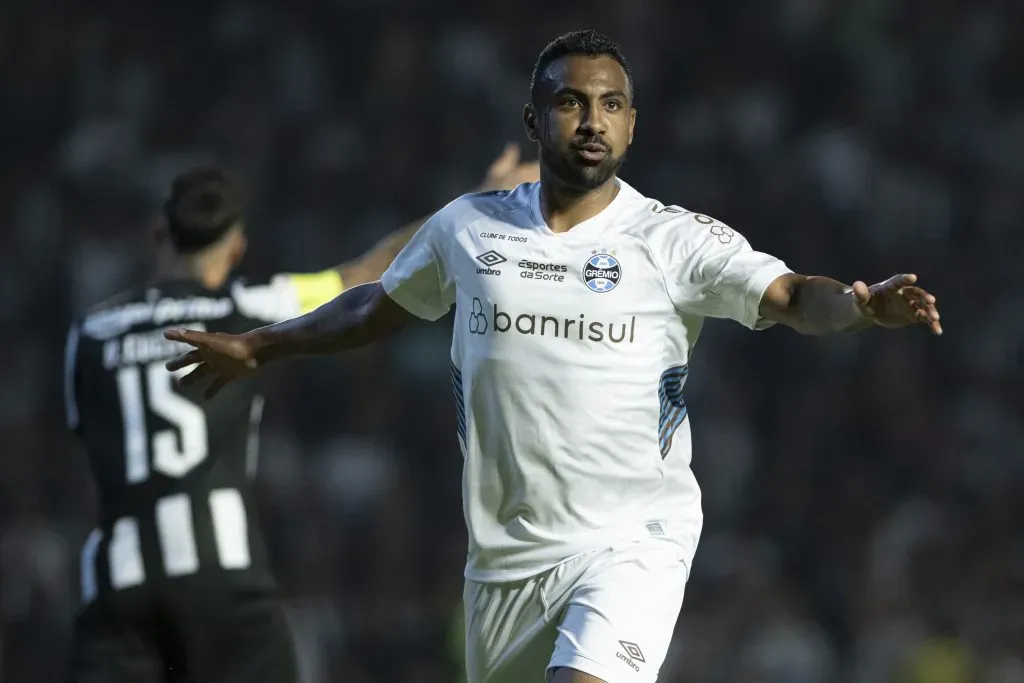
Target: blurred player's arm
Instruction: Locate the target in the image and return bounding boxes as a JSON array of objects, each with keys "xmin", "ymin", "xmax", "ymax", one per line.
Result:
[
  {"xmin": 759, "ymin": 273, "xmax": 942, "ymax": 336},
  {"xmin": 334, "ymin": 143, "xmax": 538, "ymax": 288},
  {"xmin": 233, "ymin": 144, "xmax": 537, "ymax": 323}
]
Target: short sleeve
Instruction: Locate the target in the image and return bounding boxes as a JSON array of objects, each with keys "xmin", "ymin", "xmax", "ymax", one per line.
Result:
[
  {"xmin": 659, "ymin": 215, "xmax": 792, "ymax": 330},
  {"xmin": 379, "ymin": 209, "xmax": 455, "ymax": 321},
  {"xmin": 231, "ymin": 269, "xmax": 344, "ymax": 324}
]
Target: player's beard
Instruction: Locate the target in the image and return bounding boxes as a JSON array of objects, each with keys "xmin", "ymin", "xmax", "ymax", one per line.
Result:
[{"xmin": 541, "ymin": 144, "xmax": 626, "ymax": 192}]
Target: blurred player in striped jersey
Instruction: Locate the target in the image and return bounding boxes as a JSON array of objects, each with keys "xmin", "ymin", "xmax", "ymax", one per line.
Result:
[{"xmin": 63, "ymin": 147, "xmax": 538, "ymax": 683}]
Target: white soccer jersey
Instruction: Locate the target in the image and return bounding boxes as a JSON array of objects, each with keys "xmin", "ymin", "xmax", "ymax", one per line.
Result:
[{"xmin": 381, "ymin": 180, "xmax": 791, "ymax": 582}]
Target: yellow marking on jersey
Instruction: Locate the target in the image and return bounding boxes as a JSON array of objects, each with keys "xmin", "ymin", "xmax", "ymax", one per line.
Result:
[{"xmin": 284, "ymin": 270, "xmax": 344, "ymax": 314}]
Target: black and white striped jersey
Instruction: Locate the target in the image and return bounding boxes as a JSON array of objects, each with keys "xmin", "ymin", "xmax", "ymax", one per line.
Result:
[{"xmin": 64, "ymin": 272, "xmax": 342, "ymax": 601}]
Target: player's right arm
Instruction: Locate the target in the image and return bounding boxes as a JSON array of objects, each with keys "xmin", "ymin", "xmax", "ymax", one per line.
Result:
[
  {"xmin": 168, "ymin": 282, "xmax": 405, "ymax": 397},
  {"xmin": 166, "ymin": 200, "xmax": 458, "ymax": 398}
]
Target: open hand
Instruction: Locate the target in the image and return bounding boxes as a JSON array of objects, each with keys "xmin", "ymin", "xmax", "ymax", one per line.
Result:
[
  {"xmin": 477, "ymin": 143, "xmax": 540, "ymax": 192},
  {"xmin": 164, "ymin": 328, "xmax": 260, "ymax": 399},
  {"xmin": 852, "ymin": 274, "xmax": 942, "ymax": 335}
]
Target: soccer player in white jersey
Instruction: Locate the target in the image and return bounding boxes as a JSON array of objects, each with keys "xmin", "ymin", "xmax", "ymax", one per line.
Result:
[{"xmin": 163, "ymin": 30, "xmax": 942, "ymax": 683}]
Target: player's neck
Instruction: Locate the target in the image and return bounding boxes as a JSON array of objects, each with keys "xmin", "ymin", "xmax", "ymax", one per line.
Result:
[
  {"xmin": 539, "ymin": 176, "xmax": 620, "ymax": 233},
  {"xmin": 154, "ymin": 253, "xmax": 229, "ymax": 291}
]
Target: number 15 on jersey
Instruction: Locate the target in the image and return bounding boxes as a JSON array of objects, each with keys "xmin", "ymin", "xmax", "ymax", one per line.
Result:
[{"xmin": 116, "ymin": 361, "xmax": 209, "ymax": 482}]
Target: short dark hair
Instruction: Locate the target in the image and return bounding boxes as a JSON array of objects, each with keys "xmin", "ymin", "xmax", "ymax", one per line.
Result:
[
  {"xmin": 530, "ymin": 30, "xmax": 633, "ymax": 104},
  {"xmin": 162, "ymin": 166, "xmax": 245, "ymax": 253}
]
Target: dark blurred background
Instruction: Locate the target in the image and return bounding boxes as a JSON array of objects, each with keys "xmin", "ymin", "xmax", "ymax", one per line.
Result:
[{"xmin": 1, "ymin": 0, "xmax": 1022, "ymax": 681}]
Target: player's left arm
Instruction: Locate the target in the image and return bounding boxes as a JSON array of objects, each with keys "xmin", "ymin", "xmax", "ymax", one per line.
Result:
[
  {"xmin": 758, "ymin": 272, "xmax": 942, "ymax": 336},
  {"xmin": 664, "ymin": 215, "xmax": 941, "ymax": 336}
]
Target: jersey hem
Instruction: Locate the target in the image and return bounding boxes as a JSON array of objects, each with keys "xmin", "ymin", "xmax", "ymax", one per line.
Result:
[{"xmin": 463, "ymin": 522, "xmax": 701, "ymax": 584}]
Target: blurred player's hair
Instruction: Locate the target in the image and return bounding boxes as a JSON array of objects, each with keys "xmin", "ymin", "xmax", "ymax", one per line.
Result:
[
  {"xmin": 163, "ymin": 166, "xmax": 245, "ymax": 253},
  {"xmin": 530, "ymin": 30, "xmax": 634, "ymax": 104}
]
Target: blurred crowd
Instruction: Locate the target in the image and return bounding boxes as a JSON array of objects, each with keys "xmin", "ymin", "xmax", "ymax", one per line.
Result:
[{"xmin": 1, "ymin": 0, "xmax": 1022, "ymax": 681}]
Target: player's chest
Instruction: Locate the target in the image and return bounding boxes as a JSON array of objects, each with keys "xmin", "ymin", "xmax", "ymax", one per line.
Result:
[{"xmin": 451, "ymin": 229, "xmax": 672, "ymax": 317}]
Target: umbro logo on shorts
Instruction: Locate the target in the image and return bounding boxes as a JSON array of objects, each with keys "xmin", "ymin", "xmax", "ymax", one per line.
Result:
[
  {"xmin": 617, "ymin": 640, "xmax": 645, "ymax": 672},
  {"xmin": 619, "ymin": 641, "xmax": 645, "ymax": 663}
]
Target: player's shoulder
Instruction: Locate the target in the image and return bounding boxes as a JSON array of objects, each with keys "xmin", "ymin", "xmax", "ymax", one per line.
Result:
[
  {"xmin": 77, "ymin": 286, "xmax": 154, "ymax": 341},
  {"xmin": 432, "ymin": 183, "xmax": 537, "ymax": 233},
  {"xmin": 617, "ymin": 185, "xmax": 740, "ymax": 251},
  {"xmin": 84, "ymin": 286, "xmax": 147, "ymax": 316},
  {"xmin": 80, "ymin": 281, "xmax": 235, "ymax": 340}
]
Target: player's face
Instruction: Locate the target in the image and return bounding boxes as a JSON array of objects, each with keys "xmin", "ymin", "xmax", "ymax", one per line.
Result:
[{"xmin": 526, "ymin": 55, "xmax": 635, "ymax": 191}]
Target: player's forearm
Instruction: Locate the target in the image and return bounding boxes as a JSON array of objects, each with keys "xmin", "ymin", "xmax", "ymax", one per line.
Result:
[
  {"xmin": 249, "ymin": 282, "xmax": 407, "ymax": 363},
  {"xmin": 762, "ymin": 274, "xmax": 874, "ymax": 336}
]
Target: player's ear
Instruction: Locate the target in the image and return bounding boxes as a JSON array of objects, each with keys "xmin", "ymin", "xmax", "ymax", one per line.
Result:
[
  {"xmin": 628, "ymin": 106, "xmax": 636, "ymax": 146},
  {"xmin": 523, "ymin": 104, "xmax": 540, "ymax": 143}
]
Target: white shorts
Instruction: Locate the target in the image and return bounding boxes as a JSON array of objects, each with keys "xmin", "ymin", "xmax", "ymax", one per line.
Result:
[{"xmin": 463, "ymin": 537, "xmax": 690, "ymax": 683}]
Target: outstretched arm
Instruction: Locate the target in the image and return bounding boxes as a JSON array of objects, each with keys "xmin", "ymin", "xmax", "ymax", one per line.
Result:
[
  {"xmin": 759, "ymin": 272, "xmax": 942, "ymax": 336},
  {"xmin": 166, "ymin": 282, "xmax": 410, "ymax": 398},
  {"xmin": 655, "ymin": 212, "xmax": 942, "ymax": 338},
  {"xmin": 247, "ymin": 282, "xmax": 409, "ymax": 360}
]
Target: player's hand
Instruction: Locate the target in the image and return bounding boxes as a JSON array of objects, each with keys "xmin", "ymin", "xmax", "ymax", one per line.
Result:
[
  {"xmin": 476, "ymin": 143, "xmax": 541, "ymax": 192},
  {"xmin": 164, "ymin": 328, "xmax": 260, "ymax": 399},
  {"xmin": 852, "ymin": 274, "xmax": 942, "ymax": 335}
]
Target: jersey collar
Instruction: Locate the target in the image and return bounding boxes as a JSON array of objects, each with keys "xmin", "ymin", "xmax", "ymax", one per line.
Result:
[{"xmin": 527, "ymin": 178, "xmax": 639, "ymax": 241}]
